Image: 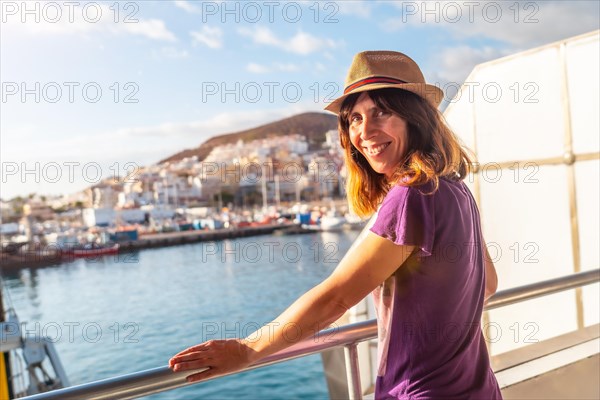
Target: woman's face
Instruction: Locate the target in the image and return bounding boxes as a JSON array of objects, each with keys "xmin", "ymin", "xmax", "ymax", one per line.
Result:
[{"xmin": 348, "ymin": 92, "xmax": 409, "ymax": 177}]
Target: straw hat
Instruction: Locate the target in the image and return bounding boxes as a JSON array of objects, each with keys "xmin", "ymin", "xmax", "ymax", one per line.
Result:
[{"xmin": 324, "ymin": 51, "xmax": 444, "ymax": 114}]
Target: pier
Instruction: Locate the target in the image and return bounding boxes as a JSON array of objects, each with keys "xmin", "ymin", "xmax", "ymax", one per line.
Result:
[{"xmin": 1, "ymin": 224, "xmax": 291, "ymax": 271}]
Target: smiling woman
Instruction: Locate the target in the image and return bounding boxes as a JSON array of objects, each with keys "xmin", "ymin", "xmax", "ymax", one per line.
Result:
[
  {"xmin": 169, "ymin": 51, "xmax": 501, "ymax": 400},
  {"xmin": 328, "ymin": 51, "xmax": 473, "ymax": 217},
  {"xmin": 337, "ymin": 86, "xmax": 473, "ymax": 217}
]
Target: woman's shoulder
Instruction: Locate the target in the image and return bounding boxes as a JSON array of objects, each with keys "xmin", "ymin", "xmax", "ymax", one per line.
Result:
[
  {"xmin": 387, "ymin": 178, "xmax": 441, "ymax": 196},
  {"xmin": 385, "ymin": 177, "xmax": 469, "ymax": 203},
  {"xmin": 383, "ymin": 183, "xmax": 414, "ymax": 203},
  {"xmin": 381, "ymin": 181, "xmax": 435, "ymax": 210}
]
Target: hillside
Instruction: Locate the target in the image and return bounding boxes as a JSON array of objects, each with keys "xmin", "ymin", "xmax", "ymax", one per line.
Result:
[{"xmin": 159, "ymin": 112, "xmax": 338, "ymax": 164}]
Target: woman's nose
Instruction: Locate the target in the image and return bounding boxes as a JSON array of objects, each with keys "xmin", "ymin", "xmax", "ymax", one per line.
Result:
[{"xmin": 360, "ymin": 117, "xmax": 376, "ymax": 141}]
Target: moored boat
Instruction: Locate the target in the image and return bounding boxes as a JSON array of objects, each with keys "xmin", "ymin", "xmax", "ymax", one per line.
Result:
[{"xmin": 62, "ymin": 242, "xmax": 119, "ymax": 258}]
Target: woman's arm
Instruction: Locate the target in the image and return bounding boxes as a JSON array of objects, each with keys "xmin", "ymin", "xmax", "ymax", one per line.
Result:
[
  {"xmin": 169, "ymin": 233, "xmax": 414, "ymax": 381},
  {"xmin": 483, "ymin": 242, "xmax": 498, "ymax": 303}
]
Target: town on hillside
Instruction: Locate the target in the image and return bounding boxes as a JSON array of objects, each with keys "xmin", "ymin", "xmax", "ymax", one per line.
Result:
[{"xmin": 1, "ymin": 122, "xmax": 367, "ymax": 268}]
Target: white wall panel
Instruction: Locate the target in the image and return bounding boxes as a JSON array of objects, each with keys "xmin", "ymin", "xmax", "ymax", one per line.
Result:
[
  {"xmin": 479, "ymin": 164, "xmax": 574, "ymax": 288},
  {"xmin": 567, "ymin": 34, "xmax": 600, "ymax": 154},
  {"xmin": 473, "ymin": 48, "xmax": 565, "ymax": 163}
]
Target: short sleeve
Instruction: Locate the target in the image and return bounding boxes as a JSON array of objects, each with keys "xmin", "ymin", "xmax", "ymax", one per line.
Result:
[{"xmin": 369, "ymin": 185, "xmax": 435, "ymax": 257}]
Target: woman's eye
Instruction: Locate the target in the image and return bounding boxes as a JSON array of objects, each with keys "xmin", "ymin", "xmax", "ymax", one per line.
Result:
[{"xmin": 349, "ymin": 115, "xmax": 361, "ymax": 124}]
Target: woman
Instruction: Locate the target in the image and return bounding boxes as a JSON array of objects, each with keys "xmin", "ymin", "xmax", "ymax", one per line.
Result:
[{"xmin": 169, "ymin": 51, "xmax": 502, "ymax": 399}]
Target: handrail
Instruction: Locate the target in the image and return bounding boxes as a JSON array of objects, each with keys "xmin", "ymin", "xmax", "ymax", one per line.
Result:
[
  {"xmin": 21, "ymin": 269, "xmax": 600, "ymax": 400},
  {"xmin": 485, "ymin": 269, "xmax": 599, "ymax": 310}
]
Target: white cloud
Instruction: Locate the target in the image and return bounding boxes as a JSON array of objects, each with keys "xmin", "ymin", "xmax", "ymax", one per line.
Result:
[
  {"xmin": 274, "ymin": 63, "xmax": 300, "ymax": 72},
  {"xmin": 190, "ymin": 26, "xmax": 223, "ymax": 49},
  {"xmin": 289, "ymin": 31, "xmax": 335, "ymax": 55},
  {"xmin": 428, "ymin": 46, "xmax": 509, "ymax": 85},
  {"xmin": 424, "ymin": 45, "xmax": 511, "ymax": 109},
  {"xmin": 174, "ymin": 0, "xmax": 200, "ymax": 13},
  {"xmin": 384, "ymin": 1, "xmax": 599, "ymax": 48},
  {"xmin": 2, "ymin": 4, "xmax": 177, "ymax": 42},
  {"xmin": 246, "ymin": 61, "xmax": 302, "ymax": 74},
  {"xmin": 153, "ymin": 47, "xmax": 190, "ymax": 60},
  {"xmin": 237, "ymin": 26, "xmax": 340, "ymax": 55},
  {"xmin": 124, "ymin": 19, "xmax": 177, "ymax": 42},
  {"xmin": 247, "ymin": 63, "xmax": 270, "ymax": 73},
  {"xmin": 238, "ymin": 26, "xmax": 281, "ymax": 46},
  {"xmin": 337, "ymin": 1, "xmax": 372, "ymax": 18}
]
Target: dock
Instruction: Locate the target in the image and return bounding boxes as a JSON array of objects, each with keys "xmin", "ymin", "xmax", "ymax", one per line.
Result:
[{"xmin": 1, "ymin": 224, "xmax": 290, "ymax": 271}]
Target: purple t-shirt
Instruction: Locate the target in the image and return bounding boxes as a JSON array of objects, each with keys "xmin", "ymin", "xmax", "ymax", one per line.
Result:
[{"xmin": 370, "ymin": 178, "xmax": 502, "ymax": 399}]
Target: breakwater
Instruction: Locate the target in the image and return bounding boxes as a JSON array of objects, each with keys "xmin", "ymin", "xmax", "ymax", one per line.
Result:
[{"xmin": 1, "ymin": 224, "xmax": 289, "ymax": 270}]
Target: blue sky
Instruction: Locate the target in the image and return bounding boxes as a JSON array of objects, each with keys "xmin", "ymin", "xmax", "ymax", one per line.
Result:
[{"xmin": 1, "ymin": 0, "xmax": 599, "ymax": 199}]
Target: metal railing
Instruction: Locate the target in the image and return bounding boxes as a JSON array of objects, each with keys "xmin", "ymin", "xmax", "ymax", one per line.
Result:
[{"xmin": 21, "ymin": 269, "xmax": 600, "ymax": 400}]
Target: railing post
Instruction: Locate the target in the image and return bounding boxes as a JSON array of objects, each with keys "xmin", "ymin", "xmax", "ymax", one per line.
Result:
[{"xmin": 344, "ymin": 343, "xmax": 362, "ymax": 400}]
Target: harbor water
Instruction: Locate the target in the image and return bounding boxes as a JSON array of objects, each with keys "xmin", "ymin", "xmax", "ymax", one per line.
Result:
[{"xmin": 2, "ymin": 230, "xmax": 360, "ymax": 399}]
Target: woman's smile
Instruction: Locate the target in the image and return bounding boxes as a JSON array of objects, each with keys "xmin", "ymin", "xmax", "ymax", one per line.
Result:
[{"xmin": 363, "ymin": 142, "xmax": 391, "ymax": 157}]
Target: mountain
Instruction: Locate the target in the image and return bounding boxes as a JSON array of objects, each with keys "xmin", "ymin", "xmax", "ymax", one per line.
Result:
[{"xmin": 159, "ymin": 112, "xmax": 338, "ymax": 164}]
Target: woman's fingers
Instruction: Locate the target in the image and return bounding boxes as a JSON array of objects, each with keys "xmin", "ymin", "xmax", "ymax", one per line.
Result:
[
  {"xmin": 169, "ymin": 343, "xmax": 215, "ymax": 367},
  {"xmin": 171, "ymin": 342, "xmax": 211, "ymax": 358},
  {"xmin": 172, "ymin": 358, "xmax": 212, "ymax": 372},
  {"xmin": 170, "ymin": 351, "xmax": 216, "ymax": 371},
  {"xmin": 171, "ymin": 350, "xmax": 210, "ymax": 363},
  {"xmin": 185, "ymin": 368, "xmax": 216, "ymax": 383}
]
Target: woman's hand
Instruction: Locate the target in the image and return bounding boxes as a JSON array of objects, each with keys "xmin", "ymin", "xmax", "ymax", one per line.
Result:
[{"xmin": 168, "ymin": 339, "xmax": 255, "ymax": 382}]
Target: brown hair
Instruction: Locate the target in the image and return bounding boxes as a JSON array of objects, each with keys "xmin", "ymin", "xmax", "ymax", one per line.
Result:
[{"xmin": 338, "ymin": 88, "xmax": 474, "ymax": 217}]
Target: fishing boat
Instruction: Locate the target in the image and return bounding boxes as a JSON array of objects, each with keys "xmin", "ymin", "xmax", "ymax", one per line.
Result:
[
  {"xmin": 61, "ymin": 242, "xmax": 120, "ymax": 258},
  {"xmin": 317, "ymin": 213, "xmax": 347, "ymax": 232},
  {"xmin": 300, "ymin": 209, "xmax": 347, "ymax": 232}
]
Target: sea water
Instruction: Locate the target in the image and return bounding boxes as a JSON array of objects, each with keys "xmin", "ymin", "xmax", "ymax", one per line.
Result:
[{"xmin": 2, "ymin": 230, "xmax": 359, "ymax": 399}]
